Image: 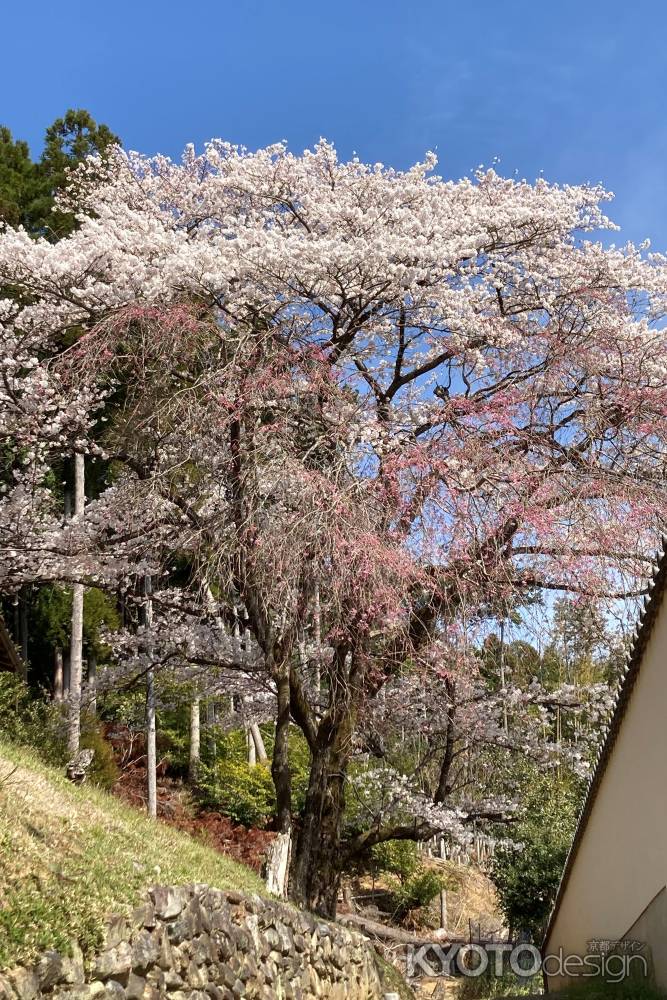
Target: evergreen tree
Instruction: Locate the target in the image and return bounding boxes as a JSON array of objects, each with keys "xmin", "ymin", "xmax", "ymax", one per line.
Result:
[
  {"xmin": 33, "ymin": 109, "xmax": 119, "ymax": 239},
  {"xmin": 0, "ymin": 109, "xmax": 119, "ymax": 238},
  {"xmin": 492, "ymin": 770, "xmax": 581, "ymax": 940},
  {"xmin": 0, "ymin": 127, "xmax": 37, "ymax": 228}
]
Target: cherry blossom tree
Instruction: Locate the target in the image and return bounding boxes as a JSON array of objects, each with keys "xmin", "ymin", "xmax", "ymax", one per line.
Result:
[{"xmin": 2, "ymin": 140, "xmax": 667, "ymax": 914}]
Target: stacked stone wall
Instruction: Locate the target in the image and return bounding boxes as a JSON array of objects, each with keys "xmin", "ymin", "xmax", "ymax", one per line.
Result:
[{"xmin": 0, "ymin": 885, "xmax": 387, "ymax": 1000}]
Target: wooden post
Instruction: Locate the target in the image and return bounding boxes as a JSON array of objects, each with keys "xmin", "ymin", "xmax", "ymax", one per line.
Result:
[{"xmin": 440, "ymin": 889, "xmax": 448, "ymax": 932}]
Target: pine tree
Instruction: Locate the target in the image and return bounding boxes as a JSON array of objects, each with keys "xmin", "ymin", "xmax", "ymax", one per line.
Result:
[
  {"xmin": 32, "ymin": 109, "xmax": 119, "ymax": 239},
  {"xmin": 0, "ymin": 127, "xmax": 37, "ymax": 227},
  {"xmin": 0, "ymin": 109, "xmax": 119, "ymax": 239}
]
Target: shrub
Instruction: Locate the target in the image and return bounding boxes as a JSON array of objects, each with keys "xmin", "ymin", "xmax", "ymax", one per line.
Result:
[
  {"xmin": 390, "ymin": 867, "xmax": 447, "ymax": 920},
  {"xmin": 371, "ymin": 839, "xmax": 420, "ymax": 883},
  {"xmin": 79, "ymin": 715, "xmax": 119, "ymax": 790},
  {"xmin": 370, "ymin": 838, "xmax": 447, "ymax": 920},
  {"xmin": 197, "ymin": 726, "xmax": 311, "ymax": 828},
  {"xmin": 0, "ymin": 674, "xmax": 66, "ymax": 763},
  {"xmin": 200, "ymin": 757, "xmax": 276, "ymax": 827},
  {"xmin": 457, "ymin": 965, "xmax": 542, "ymax": 998},
  {"xmin": 491, "ymin": 772, "xmax": 581, "ymax": 939},
  {"xmin": 0, "ymin": 677, "xmax": 117, "ymax": 787}
]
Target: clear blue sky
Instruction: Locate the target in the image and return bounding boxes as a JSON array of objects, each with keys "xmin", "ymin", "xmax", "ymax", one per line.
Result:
[{"xmin": 3, "ymin": 0, "xmax": 667, "ymax": 246}]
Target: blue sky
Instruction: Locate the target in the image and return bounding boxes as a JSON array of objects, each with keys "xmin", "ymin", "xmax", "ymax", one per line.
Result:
[{"xmin": 3, "ymin": 0, "xmax": 667, "ymax": 246}]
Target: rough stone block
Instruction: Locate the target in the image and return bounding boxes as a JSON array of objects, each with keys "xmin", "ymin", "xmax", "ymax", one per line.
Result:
[
  {"xmin": 130, "ymin": 902, "xmax": 155, "ymax": 931},
  {"xmin": 150, "ymin": 885, "xmax": 187, "ymax": 920},
  {"xmin": 101, "ymin": 981, "xmax": 125, "ymax": 998},
  {"xmin": 123, "ymin": 971, "xmax": 146, "ymax": 1000},
  {"xmin": 130, "ymin": 929, "xmax": 160, "ymax": 974},
  {"xmin": 6, "ymin": 968, "xmax": 39, "ymax": 1000},
  {"xmin": 93, "ymin": 942, "xmax": 132, "ymax": 980}
]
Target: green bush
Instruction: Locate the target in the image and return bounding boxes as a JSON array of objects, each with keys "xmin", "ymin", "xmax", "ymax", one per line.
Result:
[
  {"xmin": 0, "ymin": 677, "xmax": 117, "ymax": 788},
  {"xmin": 370, "ymin": 838, "xmax": 447, "ymax": 920},
  {"xmin": 491, "ymin": 772, "xmax": 581, "ymax": 939},
  {"xmin": 0, "ymin": 674, "xmax": 66, "ymax": 764},
  {"xmin": 371, "ymin": 839, "xmax": 420, "ymax": 882},
  {"xmin": 197, "ymin": 726, "xmax": 311, "ymax": 828},
  {"xmin": 390, "ymin": 867, "xmax": 447, "ymax": 919},
  {"xmin": 80, "ymin": 715, "xmax": 119, "ymax": 790},
  {"xmin": 201, "ymin": 757, "xmax": 275, "ymax": 826}
]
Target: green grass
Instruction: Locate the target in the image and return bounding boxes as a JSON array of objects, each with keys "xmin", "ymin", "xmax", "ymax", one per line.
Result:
[
  {"xmin": 556, "ymin": 979, "xmax": 665, "ymax": 999},
  {"xmin": 0, "ymin": 741, "xmax": 265, "ymax": 970},
  {"xmin": 457, "ymin": 967, "xmax": 543, "ymax": 997}
]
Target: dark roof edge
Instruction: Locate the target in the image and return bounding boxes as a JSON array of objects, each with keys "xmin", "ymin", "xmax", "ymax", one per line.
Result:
[{"xmin": 543, "ymin": 540, "xmax": 667, "ymax": 950}]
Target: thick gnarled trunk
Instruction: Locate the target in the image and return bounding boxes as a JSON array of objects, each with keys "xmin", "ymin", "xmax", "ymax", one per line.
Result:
[{"xmin": 290, "ymin": 715, "xmax": 352, "ymax": 918}]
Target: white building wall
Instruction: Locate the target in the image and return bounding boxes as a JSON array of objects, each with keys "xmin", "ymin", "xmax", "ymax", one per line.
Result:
[{"xmin": 545, "ymin": 591, "xmax": 667, "ymax": 992}]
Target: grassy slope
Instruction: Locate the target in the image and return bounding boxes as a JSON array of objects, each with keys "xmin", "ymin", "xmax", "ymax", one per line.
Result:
[{"xmin": 0, "ymin": 742, "xmax": 265, "ymax": 969}]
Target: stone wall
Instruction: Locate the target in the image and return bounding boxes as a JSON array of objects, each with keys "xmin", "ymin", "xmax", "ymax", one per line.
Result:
[{"xmin": 0, "ymin": 885, "xmax": 390, "ymax": 1000}]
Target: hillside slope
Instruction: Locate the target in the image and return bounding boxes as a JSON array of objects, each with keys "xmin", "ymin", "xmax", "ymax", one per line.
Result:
[{"xmin": 0, "ymin": 742, "xmax": 264, "ymax": 969}]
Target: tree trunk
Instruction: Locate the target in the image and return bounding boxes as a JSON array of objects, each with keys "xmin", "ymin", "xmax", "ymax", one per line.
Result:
[
  {"xmin": 146, "ymin": 668, "xmax": 157, "ymax": 817},
  {"xmin": 434, "ymin": 678, "xmax": 456, "ymax": 805},
  {"xmin": 271, "ymin": 664, "xmax": 292, "ymax": 832},
  {"xmin": 440, "ymin": 889, "xmax": 448, "ymax": 931},
  {"xmin": 143, "ymin": 576, "xmax": 157, "ymax": 819},
  {"xmin": 290, "ymin": 720, "xmax": 351, "ymax": 918},
  {"xmin": 250, "ymin": 723, "xmax": 267, "ymax": 762},
  {"xmin": 67, "ymin": 453, "xmax": 85, "ymax": 756},
  {"xmin": 53, "ymin": 647, "xmax": 64, "ymax": 702},
  {"xmin": 63, "ymin": 651, "xmax": 70, "ymax": 699},
  {"xmin": 312, "ymin": 582, "xmax": 322, "ymax": 698},
  {"xmin": 499, "ymin": 620, "xmax": 508, "ymax": 733},
  {"xmin": 189, "ymin": 697, "xmax": 201, "ymax": 784},
  {"xmin": 289, "ymin": 642, "xmax": 362, "ymax": 918},
  {"xmin": 87, "ymin": 651, "xmax": 97, "ymax": 715},
  {"xmin": 206, "ymin": 699, "xmax": 217, "ymax": 763},
  {"xmin": 18, "ymin": 589, "xmax": 28, "ymax": 681},
  {"xmin": 266, "ymin": 661, "xmax": 292, "ymax": 898},
  {"xmin": 247, "ymin": 727, "xmax": 257, "ymax": 766},
  {"xmin": 265, "ymin": 830, "xmax": 292, "ymax": 899}
]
